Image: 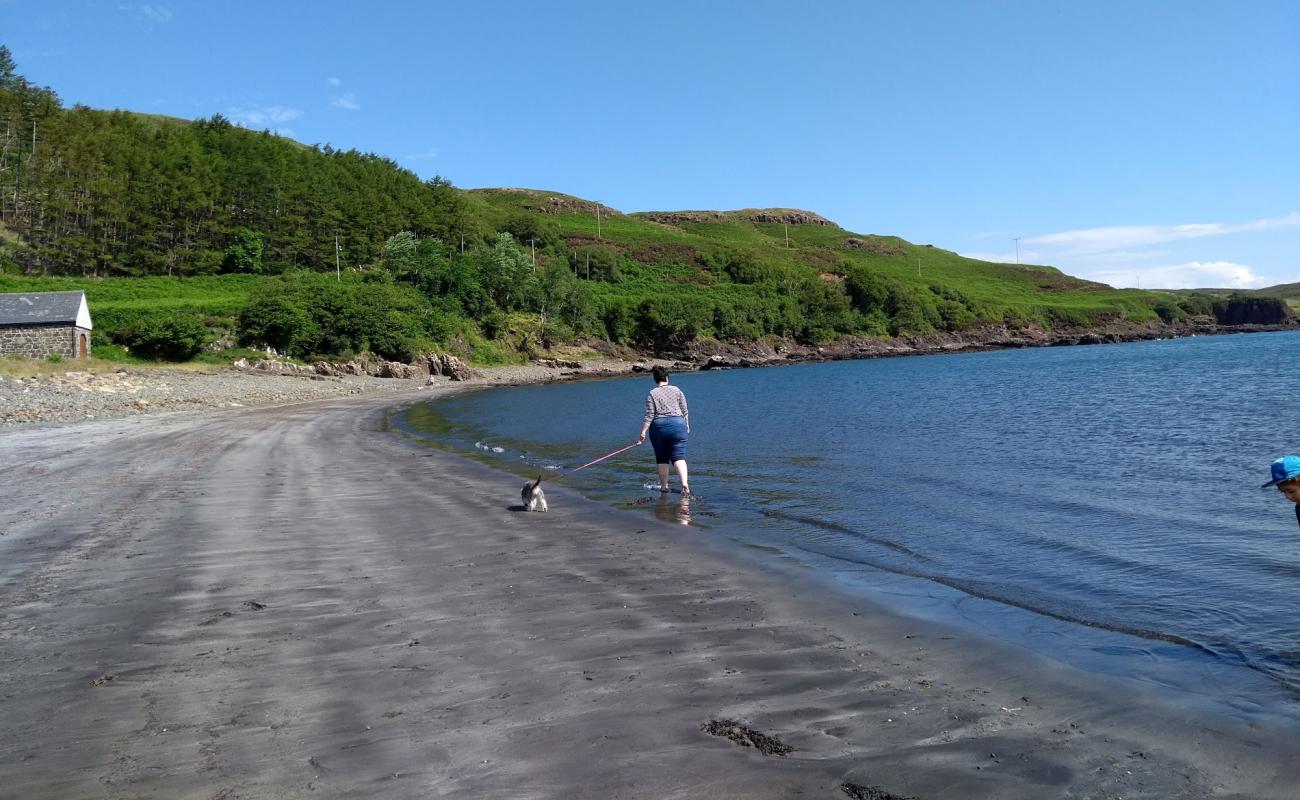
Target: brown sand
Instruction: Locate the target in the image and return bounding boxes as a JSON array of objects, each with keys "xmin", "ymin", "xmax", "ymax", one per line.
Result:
[{"xmin": 2, "ymin": 389, "xmax": 1299, "ymax": 799}]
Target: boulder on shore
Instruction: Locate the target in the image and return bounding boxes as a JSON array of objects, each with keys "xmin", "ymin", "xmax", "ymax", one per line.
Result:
[
  {"xmin": 376, "ymin": 360, "xmax": 416, "ymax": 379},
  {"xmin": 427, "ymin": 353, "xmax": 477, "ymax": 382}
]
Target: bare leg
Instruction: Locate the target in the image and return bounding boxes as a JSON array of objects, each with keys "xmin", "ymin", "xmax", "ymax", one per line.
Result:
[
  {"xmin": 657, "ymin": 463, "xmax": 670, "ymax": 492},
  {"xmin": 674, "ymin": 460, "xmax": 689, "ymax": 496}
]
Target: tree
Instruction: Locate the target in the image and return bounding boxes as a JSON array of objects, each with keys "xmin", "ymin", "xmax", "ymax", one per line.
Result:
[
  {"xmin": 480, "ymin": 233, "xmax": 534, "ymax": 311},
  {"xmin": 0, "ymin": 46, "xmax": 17, "ymax": 91},
  {"xmin": 222, "ymin": 228, "xmax": 265, "ymax": 273}
]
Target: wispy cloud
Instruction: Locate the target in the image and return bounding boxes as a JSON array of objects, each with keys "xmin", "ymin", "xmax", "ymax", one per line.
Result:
[
  {"xmin": 1085, "ymin": 261, "xmax": 1267, "ymax": 290},
  {"xmin": 405, "ymin": 148, "xmax": 438, "ymax": 161},
  {"xmin": 963, "ymin": 247, "xmax": 1173, "ymax": 268},
  {"xmin": 962, "ymin": 211, "xmax": 1300, "ymax": 289},
  {"xmin": 327, "ymin": 77, "xmax": 341, "ymax": 86},
  {"xmin": 331, "ymin": 93, "xmax": 360, "ymax": 111},
  {"xmin": 227, "ymin": 104, "xmax": 301, "ymax": 135},
  {"xmin": 118, "ymin": 3, "xmax": 173, "ymax": 23},
  {"xmin": 1023, "ymin": 212, "xmax": 1300, "ymax": 256}
]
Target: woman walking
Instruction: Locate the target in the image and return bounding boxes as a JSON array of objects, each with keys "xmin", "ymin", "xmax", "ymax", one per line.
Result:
[{"xmin": 637, "ymin": 365, "xmax": 690, "ymax": 496}]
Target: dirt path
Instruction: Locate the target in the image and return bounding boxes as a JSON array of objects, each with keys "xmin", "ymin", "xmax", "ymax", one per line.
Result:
[{"xmin": 3, "ymin": 391, "xmax": 1299, "ymax": 799}]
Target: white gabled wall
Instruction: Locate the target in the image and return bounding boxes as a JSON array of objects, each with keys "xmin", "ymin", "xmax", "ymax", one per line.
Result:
[{"xmin": 76, "ymin": 292, "xmax": 92, "ymax": 330}]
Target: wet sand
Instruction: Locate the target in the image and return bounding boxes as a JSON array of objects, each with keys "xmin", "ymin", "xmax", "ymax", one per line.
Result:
[{"xmin": 3, "ymin": 390, "xmax": 1300, "ymax": 799}]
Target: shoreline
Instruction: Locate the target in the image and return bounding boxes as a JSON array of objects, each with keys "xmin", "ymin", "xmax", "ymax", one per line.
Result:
[
  {"xmin": 4, "ymin": 320, "xmax": 1295, "ymax": 429},
  {"xmin": 4, "ymin": 391, "xmax": 1300, "ymax": 797}
]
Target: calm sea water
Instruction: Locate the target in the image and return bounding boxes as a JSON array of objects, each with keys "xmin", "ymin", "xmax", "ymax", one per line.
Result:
[{"xmin": 397, "ymin": 331, "xmax": 1300, "ymax": 711}]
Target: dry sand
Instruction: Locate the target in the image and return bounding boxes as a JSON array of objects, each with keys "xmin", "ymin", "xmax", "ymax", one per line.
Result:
[{"xmin": 3, "ymin": 389, "xmax": 1300, "ymax": 799}]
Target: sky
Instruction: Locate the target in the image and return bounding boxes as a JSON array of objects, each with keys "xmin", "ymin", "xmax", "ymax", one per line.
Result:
[{"xmin": 4, "ymin": 0, "xmax": 1298, "ymax": 289}]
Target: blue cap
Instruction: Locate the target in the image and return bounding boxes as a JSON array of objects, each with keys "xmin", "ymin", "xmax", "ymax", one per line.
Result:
[{"xmin": 1262, "ymin": 455, "xmax": 1300, "ymax": 488}]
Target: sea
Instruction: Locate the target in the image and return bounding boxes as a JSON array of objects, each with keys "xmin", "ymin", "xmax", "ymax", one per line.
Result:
[{"xmin": 395, "ymin": 330, "xmax": 1300, "ymax": 723}]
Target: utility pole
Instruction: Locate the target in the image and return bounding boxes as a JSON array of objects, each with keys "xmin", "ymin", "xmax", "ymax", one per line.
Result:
[
  {"xmin": 917, "ymin": 256, "xmax": 921, "ymax": 279},
  {"xmin": 530, "ymin": 238, "xmax": 536, "ymax": 273},
  {"xmin": 595, "ymin": 203, "xmax": 601, "ymax": 240},
  {"xmin": 334, "ymin": 233, "xmax": 340, "ymax": 282},
  {"xmin": 784, "ymin": 222, "xmax": 790, "ymax": 249},
  {"xmin": 1013, "ymin": 236, "xmax": 1022, "ymax": 265}
]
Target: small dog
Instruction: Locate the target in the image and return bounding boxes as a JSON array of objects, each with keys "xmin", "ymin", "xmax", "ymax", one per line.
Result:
[{"xmin": 521, "ymin": 475, "xmax": 548, "ymax": 512}]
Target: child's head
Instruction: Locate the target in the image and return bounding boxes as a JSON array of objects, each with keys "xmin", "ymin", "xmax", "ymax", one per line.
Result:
[{"xmin": 1263, "ymin": 455, "xmax": 1300, "ymax": 500}]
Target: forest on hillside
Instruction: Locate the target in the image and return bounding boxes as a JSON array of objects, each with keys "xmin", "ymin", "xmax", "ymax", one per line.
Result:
[{"xmin": 1, "ymin": 46, "xmax": 1289, "ymax": 364}]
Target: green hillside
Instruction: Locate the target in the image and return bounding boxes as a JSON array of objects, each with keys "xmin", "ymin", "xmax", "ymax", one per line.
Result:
[
  {"xmin": 0, "ymin": 44, "xmax": 1289, "ymax": 365},
  {"xmin": 468, "ymin": 187, "xmax": 1167, "ymax": 333}
]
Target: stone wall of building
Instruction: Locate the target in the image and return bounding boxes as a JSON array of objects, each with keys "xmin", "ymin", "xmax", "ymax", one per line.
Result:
[{"xmin": 0, "ymin": 325, "xmax": 90, "ymax": 359}]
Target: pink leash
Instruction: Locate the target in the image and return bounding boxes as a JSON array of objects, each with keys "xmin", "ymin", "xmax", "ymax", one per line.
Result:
[{"xmin": 560, "ymin": 442, "xmax": 640, "ymax": 477}]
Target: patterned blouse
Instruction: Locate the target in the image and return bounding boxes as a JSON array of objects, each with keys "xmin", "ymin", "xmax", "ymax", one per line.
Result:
[{"xmin": 644, "ymin": 384, "xmax": 689, "ymax": 424}]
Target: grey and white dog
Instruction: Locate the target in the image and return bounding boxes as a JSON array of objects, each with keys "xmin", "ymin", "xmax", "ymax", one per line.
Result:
[{"xmin": 521, "ymin": 475, "xmax": 548, "ymax": 512}]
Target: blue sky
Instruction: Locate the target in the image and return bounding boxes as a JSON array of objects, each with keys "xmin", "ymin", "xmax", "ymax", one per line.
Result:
[{"xmin": 5, "ymin": 1, "xmax": 1298, "ymax": 289}]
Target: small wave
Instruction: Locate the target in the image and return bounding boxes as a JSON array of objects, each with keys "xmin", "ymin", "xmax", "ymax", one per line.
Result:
[
  {"xmin": 491, "ymin": 446, "xmax": 504, "ymax": 453},
  {"xmin": 761, "ymin": 509, "xmax": 929, "ymax": 561}
]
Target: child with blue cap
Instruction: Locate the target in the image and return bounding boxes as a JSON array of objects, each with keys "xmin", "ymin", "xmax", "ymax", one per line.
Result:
[{"xmin": 1262, "ymin": 455, "xmax": 1300, "ymax": 528}]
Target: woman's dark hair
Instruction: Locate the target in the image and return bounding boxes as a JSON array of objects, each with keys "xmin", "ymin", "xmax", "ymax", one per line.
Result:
[{"xmin": 651, "ymin": 365, "xmax": 669, "ymax": 383}]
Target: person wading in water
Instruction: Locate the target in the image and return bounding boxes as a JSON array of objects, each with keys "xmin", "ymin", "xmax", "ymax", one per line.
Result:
[{"xmin": 637, "ymin": 366, "xmax": 691, "ymax": 496}]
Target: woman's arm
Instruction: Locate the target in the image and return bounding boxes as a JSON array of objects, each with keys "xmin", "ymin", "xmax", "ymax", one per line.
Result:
[{"xmin": 638, "ymin": 395, "xmax": 653, "ymax": 444}]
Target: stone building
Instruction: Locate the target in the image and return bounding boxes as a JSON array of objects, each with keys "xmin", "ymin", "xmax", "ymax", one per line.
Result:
[{"xmin": 0, "ymin": 290, "xmax": 93, "ymax": 359}]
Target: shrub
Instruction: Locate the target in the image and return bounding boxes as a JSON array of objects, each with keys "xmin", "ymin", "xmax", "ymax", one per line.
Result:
[
  {"xmin": 633, "ymin": 295, "xmax": 712, "ymax": 353},
  {"xmin": 601, "ymin": 300, "xmax": 636, "ymax": 343},
  {"xmin": 1149, "ymin": 295, "xmax": 1185, "ymax": 323},
  {"xmin": 479, "ymin": 309, "xmax": 507, "ymax": 339},
  {"xmin": 568, "ymin": 245, "xmax": 623, "ymax": 282},
  {"xmin": 886, "ymin": 285, "xmax": 936, "ymax": 335},
  {"xmin": 1176, "ymin": 294, "xmax": 1215, "ymax": 317},
  {"xmin": 116, "ymin": 310, "xmax": 209, "ymax": 361},
  {"xmin": 845, "ymin": 267, "xmax": 890, "ymax": 314},
  {"xmin": 236, "ymin": 294, "xmax": 317, "ymax": 355}
]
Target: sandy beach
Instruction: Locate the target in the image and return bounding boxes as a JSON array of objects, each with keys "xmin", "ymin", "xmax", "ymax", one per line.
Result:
[{"xmin": 3, "ymin": 389, "xmax": 1300, "ymax": 799}]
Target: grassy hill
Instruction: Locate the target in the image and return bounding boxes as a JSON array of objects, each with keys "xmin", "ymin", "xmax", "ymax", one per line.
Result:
[{"xmin": 468, "ymin": 187, "xmax": 1165, "ymax": 332}]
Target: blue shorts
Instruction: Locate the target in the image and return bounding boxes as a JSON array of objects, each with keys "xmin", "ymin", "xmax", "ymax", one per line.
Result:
[{"xmin": 648, "ymin": 416, "xmax": 688, "ymax": 464}]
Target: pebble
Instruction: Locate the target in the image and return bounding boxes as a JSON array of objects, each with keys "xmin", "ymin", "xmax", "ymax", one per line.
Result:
[{"xmin": 0, "ymin": 368, "xmax": 415, "ymax": 426}]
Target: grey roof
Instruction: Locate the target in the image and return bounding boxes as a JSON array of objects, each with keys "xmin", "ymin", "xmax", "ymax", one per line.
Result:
[{"xmin": 0, "ymin": 291, "xmax": 87, "ymax": 326}]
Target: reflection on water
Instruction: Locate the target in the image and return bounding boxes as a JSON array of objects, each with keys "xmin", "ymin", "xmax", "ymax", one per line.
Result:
[{"xmin": 652, "ymin": 492, "xmax": 692, "ymax": 526}]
